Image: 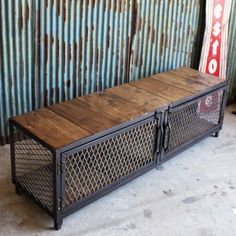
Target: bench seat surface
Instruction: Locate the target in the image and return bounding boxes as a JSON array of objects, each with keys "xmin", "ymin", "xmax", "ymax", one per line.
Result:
[{"xmin": 12, "ymin": 67, "xmax": 226, "ymax": 150}]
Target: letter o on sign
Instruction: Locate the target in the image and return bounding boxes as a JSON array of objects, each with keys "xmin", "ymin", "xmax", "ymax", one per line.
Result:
[{"xmin": 208, "ymin": 59, "xmax": 218, "ymax": 74}]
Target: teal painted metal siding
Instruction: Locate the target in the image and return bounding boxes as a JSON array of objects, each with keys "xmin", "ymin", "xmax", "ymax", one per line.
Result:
[
  {"xmin": 129, "ymin": 0, "xmax": 200, "ymax": 81},
  {"xmin": 4, "ymin": 0, "xmax": 232, "ymax": 145},
  {"xmin": 0, "ymin": 0, "xmax": 134, "ymax": 144}
]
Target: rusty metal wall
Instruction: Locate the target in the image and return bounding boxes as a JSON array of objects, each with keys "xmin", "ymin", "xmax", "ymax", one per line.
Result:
[
  {"xmin": 227, "ymin": 0, "xmax": 236, "ymax": 103},
  {"xmin": 0, "ymin": 0, "xmax": 134, "ymax": 144},
  {"xmin": 129, "ymin": 0, "xmax": 200, "ymax": 80},
  {"xmin": 0, "ymin": 0, "xmax": 202, "ymax": 145}
]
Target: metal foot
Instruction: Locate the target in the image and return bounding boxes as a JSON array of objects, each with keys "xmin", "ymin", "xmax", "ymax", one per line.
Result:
[
  {"xmin": 212, "ymin": 131, "xmax": 220, "ymax": 138},
  {"xmin": 54, "ymin": 218, "xmax": 63, "ymax": 230},
  {"xmin": 15, "ymin": 185, "xmax": 22, "ymax": 195}
]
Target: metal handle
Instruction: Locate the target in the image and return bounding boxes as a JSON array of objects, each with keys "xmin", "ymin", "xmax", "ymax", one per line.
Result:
[
  {"xmin": 163, "ymin": 118, "xmax": 171, "ymax": 152},
  {"xmin": 156, "ymin": 126, "xmax": 162, "ymax": 154}
]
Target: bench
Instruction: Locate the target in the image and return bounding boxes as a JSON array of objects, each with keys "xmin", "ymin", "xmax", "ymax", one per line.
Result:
[{"xmin": 9, "ymin": 67, "xmax": 228, "ymax": 230}]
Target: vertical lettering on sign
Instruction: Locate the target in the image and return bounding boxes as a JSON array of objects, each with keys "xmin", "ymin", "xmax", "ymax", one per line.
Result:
[{"xmin": 198, "ymin": 0, "xmax": 232, "ymax": 113}]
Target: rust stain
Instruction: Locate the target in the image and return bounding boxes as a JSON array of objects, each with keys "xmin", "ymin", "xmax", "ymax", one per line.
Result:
[
  {"xmin": 139, "ymin": 17, "xmax": 142, "ymax": 31},
  {"xmin": 74, "ymin": 42, "xmax": 78, "ymax": 82},
  {"xmin": 50, "ymin": 88, "xmax": 54, "ymax": 104},
  {"xmin": 63, "ymin": 41, "xmax": 66, "ymax": 72},
  {"xmin": 62, "ymin": 88, "xmax": 66, "ymax": 102},
  {"xmin": 125, "ymin": 37, "xmax": 130, "ymax": 83},
  {"xmin": 57, "ymin": 0, "xmax": 61, "ymax": 16},
  {"xmin": 46, "ymin": 0, "xmax": 48, "ymax": 8},
  {"xmin": 63, "ymin": 0, "xmax": 67, "ymax": 22},
  {"xmin": 96, "ymin": 48, "xmax": 99, "ymax": 69},
  {"xmin": 108, "ymin": 1, "xmax": 112, "ymax": 11},
  {"xmin": 107, "ymin": 26, "xmax": 110, "ymax": 48},
  {"xmin": 45, "ymin": 34, "xmax": 48, "ymax": 64},
  {"xmin": 66, "ymin": 80, "xmax": 71, "ymax": 87},
  {"xmin": 56, "ymin": 38, "xmax": 60, "ymax": 60},
  {"xmin": 69, "ymin": 43, "xmax": 72, "ymax": 61},
  {"xmin": 73, "ymin": 79, "xmax": 77, "ymax": 99},
  {"xmin": 26, "ymin": 3, "xmax": 30, "ymax": 23},
  {"xmin": 80, "ymin": 39, "xmax": 83, "ymax": 62},
  {"xmin": 56, "ymin": 87, "xmax": 60, "ymax": 103},
  {"xmin": 21, "ymin": 59, "xmax": 24, "ymax": 78},
  {"xmin": 86, "ymin": 26, "xmax": 88, "ymax": 42},
  {"xmin": 182, "ymin": 2, "xmax": 185, "ymax": 12},
  {"xmin": 44, "ymin": 90, "xmax": 48, "ymax": 107},
  {"xmin": 160, "ymin": 32, "xmax": 164, "ymax": 55},
  {"xmin": 132, "ymin": 2, "xmax": 138, "ymax": 36},
  {"xmin": 9, "ymin": 76, "xmax": 13, "ymax": 87},
  {"xmin": 91, "ymin": 0, "xmax": 96, "ymax": 8},
  {"xmin": 152, "ymin": 28, "xmax": 155, "ymax": 44},
  {"xmin": 19, "ymin": 3, "xmax": 23, "ymax": 32},
  {"xmin": 187, "ymin": 25, "xmax": 191, "ymax": 35}
]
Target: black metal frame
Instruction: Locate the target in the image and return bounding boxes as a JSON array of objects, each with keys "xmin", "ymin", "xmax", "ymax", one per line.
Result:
[
  {"xmin": 160, "ymin": 84, "xmax": 228, "ymax": 163},
  {"xmin": 10, "ymin": 112, "xmax": 163, "ymax": 230},
  {"xmin": 9, "ymin": 81, "xmax": 228, "ymax": 230}
]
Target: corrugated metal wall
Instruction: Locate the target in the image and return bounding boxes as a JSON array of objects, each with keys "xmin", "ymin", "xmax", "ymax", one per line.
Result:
[
  {"xmin": 0, "ymin": 0, "xmax": 135, "ymax": 144},
  {"xmin": 129, "ymin": 0, "xmax": 200, "ymax": 80},
  {"xmin": 227, "ymin": 0, "xmax": 236, "ymax": 103},
  {"xmin": 1, "ymin": 0, "xmax": 235, "ymax": 145}
]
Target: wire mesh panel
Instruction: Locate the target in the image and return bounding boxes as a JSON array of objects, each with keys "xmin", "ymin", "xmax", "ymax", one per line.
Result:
[
  {"xmin": 163, "ymin": 89, "xmax": 225, "ymax": 157},
  {"xmin": 12, "ymin": 126, "xmax": 54, "ymax": 213},
  {"xmin": 62, "ymin": 119, "xmax": 157, "ymax": 209}
]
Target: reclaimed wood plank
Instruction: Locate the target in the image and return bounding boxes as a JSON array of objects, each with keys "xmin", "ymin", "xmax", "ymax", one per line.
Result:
[
  {"xmin": 79, "ymin": 91, "xmax": 145, "ymax": 121},
  {"xmin": 130, "ymin": 78, "xmax": 193, "ymax": 102},
  {"xmin": 152, "ymin": 71, "xmax": 209, "ymax": 93},
  {"xmin": 49, "ymin": 98, "xmax": 135, "ymax": 134},
  {"xmin": 169, "ymin": 67, "xmax": 225, "ymax": 87},
  {"xmin": 12, "ymin": 108, "xmax": 91, "ymax": 149},
  {"xmin": 106, "ymin": 84, "xmax": 169, "ymax": 112}
]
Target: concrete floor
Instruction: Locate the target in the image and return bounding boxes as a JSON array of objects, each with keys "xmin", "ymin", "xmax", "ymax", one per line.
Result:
[{"xmin": 0, "ymin": 105, "xmax": 236, "ymax": 236}]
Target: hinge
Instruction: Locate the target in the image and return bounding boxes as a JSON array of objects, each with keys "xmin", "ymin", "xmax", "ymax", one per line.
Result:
[
  {"xmin": 57, "ymin": 163, "xmax": 61, "ymax": 175},
  {"xmin": 57, "ymin": 159, "xmax": 66, "ymax": 175},
  {"xmin": 61, "ymin": 159, "xmax": 66, "ymax": 174}
]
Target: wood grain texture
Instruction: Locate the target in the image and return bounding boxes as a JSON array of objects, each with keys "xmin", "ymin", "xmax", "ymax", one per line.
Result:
[
  {"xmin": 107, "ymin": 84, "xmax": 169, "ymax": 111},
  {"xmin": 49, "ymin": 97, "xmax": 135, "ymax": 134},
  {"xmin": 79, "ymin": 91, "xmax": 144, "ymax": 121},
  {"xmin": 169, "ymin": 67, "xmax": 224, "ymax": 87},
  {"xmin": 130, "ymin": 78, "xmax": 193, "ymax": 102},
  {"xmin": 152, "ymin": 71, "xmax": 209, "ymax": 93},
  {"xmin": 12, "ymin": 108, "xmax": 90, "ymax": 149}
]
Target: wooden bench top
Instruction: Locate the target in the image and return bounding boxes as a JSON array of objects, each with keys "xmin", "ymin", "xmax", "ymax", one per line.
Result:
[{"xmin": 11, "ymin": 67, "xmax": 226, "ymax": 150}]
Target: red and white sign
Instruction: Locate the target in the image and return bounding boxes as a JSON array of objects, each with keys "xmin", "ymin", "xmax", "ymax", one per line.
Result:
[{"xmin": 199, "ymin": 0, "xmax": 232, "ymax": 112}]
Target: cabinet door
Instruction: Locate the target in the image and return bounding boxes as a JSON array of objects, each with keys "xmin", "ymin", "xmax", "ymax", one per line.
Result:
[
  {"xmin": 61, "ymin": 115, "xmax": 161, "ymax": 212},
  {"xmin": 161, "ymin": 87, "xmax": 227, "ymax": 161}
]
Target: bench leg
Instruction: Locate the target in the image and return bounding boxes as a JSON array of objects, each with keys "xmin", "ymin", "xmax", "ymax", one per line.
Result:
[
  {"xmin": 15, "ymin": 185, "xmax": 22, "ymax": 195},
  {"xmin": 54, "ymin": 217, "xmax": 63, "ymax": 230},
  {"xmin": 212, "ymin": 131, "xmax": 220, "ymax": 138}
]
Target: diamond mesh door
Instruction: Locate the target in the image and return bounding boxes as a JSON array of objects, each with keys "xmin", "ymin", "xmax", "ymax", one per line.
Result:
[
  {"xmin": 162, "ymin": 89, "xmax": 225, "ymax": 158},
  {"xmin": 62, "ymin": 119, "xmax": 158, "ymax": 210},
  {"xmin": 11, "ymin": 125, "xmax": 54, "ymax": 213}
]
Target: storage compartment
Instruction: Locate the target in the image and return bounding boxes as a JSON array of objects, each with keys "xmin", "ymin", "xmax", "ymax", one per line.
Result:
[
  {"xmin": 161, "ymin": 88, "xmax": 226, "ymax": 160},
  {"xmin": 61, "ymin": 117, "xmax": 159, "ymax": 211},
  {"xmin": 11, "ymin": 127, "xmax": 54, "ymax": 214},
  {"xmin": 10, "ymin": 116, "xmax": 160, "ymax": 217}
]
